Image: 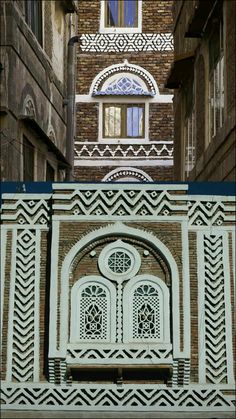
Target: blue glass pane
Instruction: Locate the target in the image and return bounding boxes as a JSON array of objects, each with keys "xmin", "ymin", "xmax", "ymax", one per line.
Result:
[
  {"xmin": 127, "ymin": 107, "xmax": 143, "ymax": 137},
  {"xmin": 124, "ymin": 0, "xmax": 137, "ymax": 27},
  {"xmin": 107, "ymin": 0, "xmax": 118, "ymax": 26}
]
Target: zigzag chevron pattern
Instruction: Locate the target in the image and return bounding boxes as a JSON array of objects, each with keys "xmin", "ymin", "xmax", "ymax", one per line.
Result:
[
  {"xmin": 188, "ymin": 200, "xmax": 235, "ymax": 227},
  {"xmin": 74, "ymin": 142, "xmax": 173, "ymax": 160},
  {"xmin": 1, "ymin": 383, "xmax": 235, "ymax": 410},
  {"xmin": 66, "ymin": 346, "xmax": 172, "ymax": 363},
  {"xmin": 11, "ymin": 231, "xmax": 37, "ymax": 382},
  {"xmin": 80, "ymin": 33, "xmax": 173, "ymax": 53},
  {"xmin": 1, "ymin": 199, "xmax": 49, "ymax": 225},
  {"xmin": 203, "ymin": 235, "xmax": 228, "ymax": 384},
  {"xmin": 53, "ymin": 189, "xmax": 187, "ymax": 217}
]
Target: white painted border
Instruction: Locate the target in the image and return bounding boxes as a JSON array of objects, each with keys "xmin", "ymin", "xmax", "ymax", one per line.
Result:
[
  {"xmin": 181, "ymin": 220, "xmax": 191, "ymax": 357},
  {"xmin": 222, "ymin": 232, "xmax": 234, "ymax": 384},
  {"xmin": 197, "ymin": 231, "xmax": 206, "ymax": 384},
  {"xmin": 48, "ymin": 221, "xmax": 60, "ymax": 358},
  {"xmin": 76, "ymin": 94, "xmax": 173, "ymax": 103},
  {"xmin": 0, "ymin": 227, "xmax": 7, "ymax": 340},
  {"xmin": 99, "ymin": 0, "xmax": 142, "ymax": 34},
  {"xmin": 57, "ymin": 223, "xmax": 181, "ymax": 358},
  {"xmin": 33, "ymin": 229, "xmax": 41, "ymax": 382},
  {"xmin": 1, "ymin": 382, "xmax": 235, "ymax": 411},
  {"xmin": 6, "ymin": 229, "xmax": 17, "ymax": 382},
  {"xmin": 74, "ymin": 159, "xmax": 173, "ymax": 166},
  {"xmin": 52, "ymin": 183, "xmax": 188, "ymax": 191}
]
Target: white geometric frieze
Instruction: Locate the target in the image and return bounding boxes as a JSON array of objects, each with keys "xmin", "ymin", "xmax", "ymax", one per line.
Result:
[
  {"xmin": 1, "ymin": 383, "xmax": 235, "ymax": 411},
  {"xmin": 80, "ymin": 33, "xmax": 173, "ymax": 53},
  {"xmin": 1, "ymin": 195, "xmax": 50, "ymax": 226},
  {"xmin": 74, "ymin": 141, "xmax": 173, "ymax": 160}
]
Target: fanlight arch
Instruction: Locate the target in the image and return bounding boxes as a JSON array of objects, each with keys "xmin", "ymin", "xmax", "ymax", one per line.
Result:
[{"xmin": 90, "ymin": 60, "xmax": 159, "ymax": 97}]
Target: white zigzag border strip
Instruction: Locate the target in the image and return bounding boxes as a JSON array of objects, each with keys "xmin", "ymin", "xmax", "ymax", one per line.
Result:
[
  {"xmin": 80, "ymin": 33, "xmax": 173, "ymax": 53},
  {"xmin": 1, "ymin": 383, "xmax": 235, "ymax": 411},
  {"xmin": 74, "ymin": 142, "xmax": 173, "ymax": 160}
]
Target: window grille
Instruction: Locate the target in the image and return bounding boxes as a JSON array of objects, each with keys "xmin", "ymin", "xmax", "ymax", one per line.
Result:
[{"xmin": 79, "ymin": 284, "xmax": 109, "ymax": 341}]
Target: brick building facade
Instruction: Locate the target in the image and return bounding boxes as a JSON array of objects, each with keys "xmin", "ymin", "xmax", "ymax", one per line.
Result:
[
  {"xmin": 166, "ymin": 0, "xmax": 236, "ymax": 181},
  {"xmin": 0, "ymin": 0, "xmax": 78, "ymax": 181},
  {"xmin": 74, "ymin": 0, "xmax": 174, "ymax": 182},
  {"xmin": 0, "ymin": 183, "xmax": 235, "ymax": 413}
]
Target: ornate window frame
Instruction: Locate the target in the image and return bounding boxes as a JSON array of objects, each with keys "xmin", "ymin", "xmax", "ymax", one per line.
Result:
[
  {"xmin": 98, "ymin": 240, "xmax": 141, "ymax": 282},
  {"xmin": 123, "ymin": 275, "xmax": 170, "ymax": 344},
  {"xmin": 100, "ymin": 0, "xmax": 142, "ymax": 34},
  {"xmin": 70, "ymin": 275, "xmax": 116, "ymax": 343}
]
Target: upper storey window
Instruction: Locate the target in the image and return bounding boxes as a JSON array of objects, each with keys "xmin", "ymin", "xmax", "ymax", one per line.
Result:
[
  {"xmin": 106, "ymin": 0, "xmax": 138, "ymax": 28},
  {"xmin": 25, "ymin": 0, "xmax": 43, "ymax": 45},
  {"xmin": 100, "ymin": 0, "xmax": 142, "ymax": 33},
  {"xmin": 209, "ymin": 18, "xmax": 224, "ymax": 141},
  {"xmin": 103, "ymin": 104, "xmax": 145, "ymax": 139}
]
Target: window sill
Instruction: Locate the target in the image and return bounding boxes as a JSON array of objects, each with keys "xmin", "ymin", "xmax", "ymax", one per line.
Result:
[{"xmin": 99, "ymin": 27, "xmax": 142, "ymax": 34}]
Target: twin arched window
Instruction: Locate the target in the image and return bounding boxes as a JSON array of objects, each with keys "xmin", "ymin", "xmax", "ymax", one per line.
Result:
[{"xmin": 70, "ymin": 275, "xmax": 170, "ymax": 345}]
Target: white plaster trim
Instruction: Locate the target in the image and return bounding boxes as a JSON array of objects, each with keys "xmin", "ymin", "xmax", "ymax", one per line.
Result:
[
  {"xmin": 197, "ymin": 231, "xmax": 206, "ymax": 384},
  {"xmin": 1, "ymin": 382, "xmax": 235, "ymax": 411},
  {"xmin": 2, "ymin": 194, "xmax": 51, "ymax": 200},
  {"xmin": 70, "ymin": 276, "xmax": 116, "ymax": 343},
  {"xmin": 222, "ymin": 233, "xmax": 234, "ymax": 384},
  {"xmin": 102, "ymin": 167, "xmax": 153, "ymax": 182},
  {"xmin": 123, "ymin": 274, "xmax": 170, "ymax": 344},
  {"xmin": 232, "ymin": 230, "xmax": 235, "ymax": 296},
  {"xmin": 6, "ymin": 229, "xmax": 17, "ymax": 381},
  {"xmin": 76, "ymin": 94, "xmax": 173, "ymax": 103},
  {"xmin": 0, "ymin": 228, "xmax": 7, "ymax": 344},
  {"xmin": 52, "ymin": 183, "xmax": 188, "ymax": 191},
  {"xmin": 99, "ymin": 0, "xmax": 142, "ymax": 34},
  {"xmin": 181, "ymin": 220, "xmax": 191, "ymax": 357},
  {"xmin": 58, "ymin": 223, "xmax": 181, "ymax": 358},
  {"xmin": 33, "ymin": 229, "xmax": 41, "ymax": 382},
  {"xmin": 0, "ymin": 224, "xmax": 48, "ymax": 230},
  {"xmin": 74, "ymin": 159, "xmax": 173, "ymax": 166},
  {"xmin": 48, "ymin": 221, "xmax": 60, "ymax": 358}
]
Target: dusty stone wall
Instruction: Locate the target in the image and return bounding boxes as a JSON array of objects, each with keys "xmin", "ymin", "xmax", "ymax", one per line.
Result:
[{"xmin": 172, "ymin": 0, "xmax": 236, "ymax": 181}]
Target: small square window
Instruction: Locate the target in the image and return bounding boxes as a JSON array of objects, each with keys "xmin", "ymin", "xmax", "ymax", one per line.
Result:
[
  {"xmin": 101, "ymin": 0, "xmax": 142, "ymax": 33},
  {"xmin": 103, "ymin": 104, "xmax": 145, "ymax": 139},
  {"xmin": 105, "ymin": 0, "xmax": 138, "ymax": 28}
]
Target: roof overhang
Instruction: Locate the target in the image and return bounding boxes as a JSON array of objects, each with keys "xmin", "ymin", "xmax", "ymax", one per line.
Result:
[
  {"xmin": 185, "ymin": 0, "xmax": 219, "ymax": 38},
  {"xmin": 18, "ymin": 115, "xmax": 70, "ymax": 169},
  {"xmin": 165, "ymin": 52, "xmax": 195, "ymax": 89}
]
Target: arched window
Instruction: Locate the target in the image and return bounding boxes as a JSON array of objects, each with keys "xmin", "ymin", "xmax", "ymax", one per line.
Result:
[
  {"xmin": 123, "ymin": 275, "xmax": 170, "ymax": 344},
  {"xmin": 70, "ymin": 276, "xmax": 116, "ymax": 343},
  {"xmin": 91, "ymin": 63, "xmax": 157, "ymax": 143}
]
